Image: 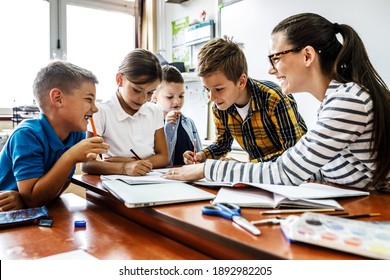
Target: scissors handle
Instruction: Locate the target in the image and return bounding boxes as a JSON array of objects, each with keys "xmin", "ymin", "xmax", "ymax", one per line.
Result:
[
  {"xmin": 202, "ymin": 203, "xmax": 240, "ymax": 220},
  {"xmin": 202, "ymin": 205, "xmax": 233, "ymax": 219}
]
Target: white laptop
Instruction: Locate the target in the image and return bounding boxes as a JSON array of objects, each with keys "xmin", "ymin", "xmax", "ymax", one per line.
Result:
[{"xmin": 102, "ymin": 180, "xmax": 215, "ymax": 208}]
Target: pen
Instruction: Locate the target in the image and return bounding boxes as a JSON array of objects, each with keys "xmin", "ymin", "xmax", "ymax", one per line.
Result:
[
  {"xmin": 338, "ymin": 213, "xmax": 381, "ymax": 219},
  {"xmin": 261, "ymin": 208, "xmax": 337, "ymax": 215},
  {"xmin": 130, "ymin": 149, "xmax": 142, "ymax": 160},
  {"xmin": 193, "ymin": 138, "xmax": 197, "ymax": 164},
  {"xmin": 89, "ymin": 117, "xmax": 102, "ymax": 160}
]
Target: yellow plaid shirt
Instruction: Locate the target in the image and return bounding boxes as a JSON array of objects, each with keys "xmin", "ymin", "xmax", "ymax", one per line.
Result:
[{"xmin": 203, "ymin": 78, "xmax": 307, "ymax": 162}]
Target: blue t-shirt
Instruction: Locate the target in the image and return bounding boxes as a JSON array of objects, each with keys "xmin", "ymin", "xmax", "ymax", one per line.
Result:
[{"xmin": 0, "ymin": 113, "xmax": 85, "ymax": 191}]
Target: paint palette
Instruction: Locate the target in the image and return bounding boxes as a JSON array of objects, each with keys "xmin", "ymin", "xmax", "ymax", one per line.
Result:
[{"xmin": 280, "ymin": 212, "xmax": 390, "ymax": 259}]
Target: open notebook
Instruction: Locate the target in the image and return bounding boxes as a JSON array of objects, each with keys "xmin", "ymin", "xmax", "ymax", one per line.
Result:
[
  {"xmin": 102, "ymin": 180, "xmax": 215, "ymax": 208},
  {"xmin": 210, "ymin": 182, "xmax": 369, "ymax": 210},
  {"xmin": 212, "ymin": 187, "xmax": 344, "ymax": 209}
]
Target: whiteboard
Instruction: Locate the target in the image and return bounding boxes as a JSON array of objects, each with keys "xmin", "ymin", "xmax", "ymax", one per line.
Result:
[{"xmin": 220, "ymin": 0, "xmax": 390, "ymax": 129}]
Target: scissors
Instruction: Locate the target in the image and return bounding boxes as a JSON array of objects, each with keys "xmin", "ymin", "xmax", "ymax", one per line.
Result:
[{"xmin": 202, "ymin": 203, "xmax": 261, "ymax": 236}]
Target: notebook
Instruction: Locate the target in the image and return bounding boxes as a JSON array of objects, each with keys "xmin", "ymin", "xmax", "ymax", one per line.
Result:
[
  {"xmin": 102, "ymin": 180, "xmax": 215, "ymax": 208},
  {"xmin": 212, "ymin": 187, "xmax": 344, "ymax": 210},
  {"xmin": 196, "ymin": 181, "xmax": 369, "ymax": 199}
]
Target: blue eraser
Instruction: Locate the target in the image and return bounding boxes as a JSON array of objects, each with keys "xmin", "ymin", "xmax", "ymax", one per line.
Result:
[{"xmin": 74, "ymin": 220, "xmax": 86, "ymax": 227}]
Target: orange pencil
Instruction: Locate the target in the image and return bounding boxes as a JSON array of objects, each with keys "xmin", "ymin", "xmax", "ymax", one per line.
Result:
[
  {"xmin": 89, "ymin": 116, "xmax": 102, "ymax": 159},
  {"xmin": 89, "ymin": 116, "xmax": 98, "ymax": 136},
  {"xmin": 193, "ymin": 138, "xmax": 197, "ymax": 164}
]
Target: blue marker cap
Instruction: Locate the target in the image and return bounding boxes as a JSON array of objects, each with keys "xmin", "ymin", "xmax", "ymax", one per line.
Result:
[{"xmin": 74, "ymin": 220, "xmax": 86, "ymax": 227}]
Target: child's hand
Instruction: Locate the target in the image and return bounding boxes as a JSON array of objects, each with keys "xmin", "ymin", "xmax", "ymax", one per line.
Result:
[
  {"xmin": 165, "ymin": 110, "xmax": 181, "ymax": 124},
  {"xmin": 122, "ymin": 160, "xmax": 153, "ymax": 176},
  {"xmin": 68, "ymin": 136, "xmax": 109, "ymax": 162},
  {"xmin": 0, "ymin": 190, "xmax": 25, "ymax": 211},
  {"xmin": 183, "ymin": 150, "xmax": 205, "ymax": 165}
]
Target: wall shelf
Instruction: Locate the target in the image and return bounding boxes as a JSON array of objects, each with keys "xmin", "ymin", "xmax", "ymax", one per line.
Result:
[{"xmin": 12, "ymin": 105, "xmax": 40, "ymax": 127}]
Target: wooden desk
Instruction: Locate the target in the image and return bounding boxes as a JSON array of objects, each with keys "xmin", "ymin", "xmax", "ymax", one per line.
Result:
[
  {"xmin": 72, "ymin": 174, "xmax": 390, "ymax": 260},
  {"xmin": 0, "ymin": 193, "xmax": 211, "ymax": 260}
]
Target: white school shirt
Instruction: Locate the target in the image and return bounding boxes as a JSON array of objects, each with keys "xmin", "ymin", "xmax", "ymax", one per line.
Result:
[
  {"xmin": 204, "ymin": 80, "xmax": 390, "ymax": 189},
  {"xmin": 88, "ymin": 94, "xmax": 164, "ymax": 159}
]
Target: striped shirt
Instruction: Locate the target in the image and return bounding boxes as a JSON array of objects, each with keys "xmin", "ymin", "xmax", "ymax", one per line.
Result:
[
  {"xmin": 204, "ymin": 81, "xmax": 390, "ymax": 189},
  {"xmin": 203, "ymin": 78, "xmax": 307, "ymax": 162}
]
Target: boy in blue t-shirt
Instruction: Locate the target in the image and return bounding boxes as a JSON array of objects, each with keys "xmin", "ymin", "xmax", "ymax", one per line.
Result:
[
  {"xmin": 153, "ymin": 65, "xmax": 202, "ymax": 165},
  {"xmin": 0, "ymin": 61, "xmax": 109, "ymax": 211}
]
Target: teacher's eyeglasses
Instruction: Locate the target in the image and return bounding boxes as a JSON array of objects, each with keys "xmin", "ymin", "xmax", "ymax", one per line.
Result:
[{"xmin": 268, "ymin": 47, "xmax": 303, "ymax": 68}]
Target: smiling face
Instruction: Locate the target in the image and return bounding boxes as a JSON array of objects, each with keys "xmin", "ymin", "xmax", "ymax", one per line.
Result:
[
  {"xmin": 61, "ymin": 81, "xmax": 98, "ymax": 133},
  {"xmin": 201, "ymin": 71, "xmax": 248, "ymax": 110},
  {"xmin": 117, "ymin": 74, "xmax": 161, "ymax": 115},
  {"xmin": 268, "ymin": 32, "xmax": 308, "ymax": 95},
  {"xmin": 154, "ymin": 81, "xmax": 185, "ymax": 114}
]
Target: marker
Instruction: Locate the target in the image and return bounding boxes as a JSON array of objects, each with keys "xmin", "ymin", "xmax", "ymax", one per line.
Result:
[
  {"xmin": 193, "ymin": 138, "xmax": 197, "ymax": 164},
  {"xmin": 89, "ymin": 117, "xmax": 102, "ymax": 160},
  {"xmin": 339, "ymin": 213, "xmax": 381, "ymax": 219},
  {"xmin": 261, "ymin": 208, "xmax": 337, "ymax": 215},
  {"xmin": 130, "ymin": 149, "xmax": 142, "ymax": 160}
]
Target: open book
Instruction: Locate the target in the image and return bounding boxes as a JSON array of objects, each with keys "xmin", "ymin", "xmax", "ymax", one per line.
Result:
[
  {"xmin": 212, "ymin": 187, "xmax": 345, "ymax": 209},
  {"xmin": 197, "ymin": 181, "xmax": 369, "ymax": 200},
  {"xmin": 210, "ymin": 182, "xmax": 369, "ymax": 209}
]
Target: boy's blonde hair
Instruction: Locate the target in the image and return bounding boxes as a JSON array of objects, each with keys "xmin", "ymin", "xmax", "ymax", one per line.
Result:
[
  {"xmin": 197, "ymin": 36, "xmax": 248, "ymax": 84},
  {"xmin": 33, "ymin": 60, "xmax": 98, "ymax": 110}
]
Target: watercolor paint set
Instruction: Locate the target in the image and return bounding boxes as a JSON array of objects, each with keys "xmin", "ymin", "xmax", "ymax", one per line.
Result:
[{"xmin": 280, "ymin": 212, "xmax": 390, "ymax": 259}]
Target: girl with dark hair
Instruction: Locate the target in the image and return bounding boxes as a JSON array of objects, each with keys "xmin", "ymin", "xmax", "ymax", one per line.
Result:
[
  {"xmin": 82, "ymin": 49, "xmax": 168, "ymax": 176},
  {"xmin": 164, "ymin": 13, "xmax": 390, "ymax": 191}
]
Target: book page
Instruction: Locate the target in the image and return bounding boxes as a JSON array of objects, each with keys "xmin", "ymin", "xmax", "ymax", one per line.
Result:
[
  {"xmin": 245, "ymin": 182, "xmax": 369, "ymax": 199},
  {"xmin": 101, "ymin": 171, "xmax": 180, "ymax": 185},
  {"xmin": 212, "ymin": 187, "xmax": 277, "ymax": 208}
]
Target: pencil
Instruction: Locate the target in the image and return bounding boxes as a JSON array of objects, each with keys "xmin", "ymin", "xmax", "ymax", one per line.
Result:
[
  {"xmin": 89, "ymin": 116, "xmax": 98, "ymax": 137},
  {"xmin": 89, "ymin": 117, "xmax": 102, "ymax": 160},
  {"xmin": 193, "ymin": 138, "xmax": 197, "ymax": 164},
  {"xmin": 261, "ymin": 208, "xmax": 337, "ymax": 215},
  {"xmin": 130, "ymin": 149, "xmax": 142, "ymax": 160},
  {"xmin": 339, "ymin": 213, "xmax": 381, "ymax": 219}
]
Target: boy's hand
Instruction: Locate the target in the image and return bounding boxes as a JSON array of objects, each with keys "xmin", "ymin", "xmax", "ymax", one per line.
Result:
[
  {"xmin": 68, "ymin": 136, "xmax": 109, "ymax": 163},
  {"xmin": 0, "ymin": 190, "xmax": 25, "ymax": 211},
  {"xmin": 122, "ymin": 160, "xmax": 153, "ymax": 176},
  {"xmin": 165, "ymin": 110, "xmax": 181, "ymax": 124},
  {"xmin": 183, "ymin": 150, "xmax": 206, "ymax": 165}
]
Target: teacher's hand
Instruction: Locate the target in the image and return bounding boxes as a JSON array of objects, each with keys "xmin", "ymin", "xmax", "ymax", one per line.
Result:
[{"xmin": 162, "ymin": 163, "xmax": 205, "ymax": 181}]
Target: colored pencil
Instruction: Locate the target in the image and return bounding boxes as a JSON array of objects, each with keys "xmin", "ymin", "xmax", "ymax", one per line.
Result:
[
  {"xmin": 89, "ymin": 116, "xmax": 98, "ymax": 137},
  {"xmin": 339, "ymin": 213, "xmax": 381, "ymax": 219},
  {"xmin": 89, "ymin": 116, "xmax": 102, "ymax": 159}
]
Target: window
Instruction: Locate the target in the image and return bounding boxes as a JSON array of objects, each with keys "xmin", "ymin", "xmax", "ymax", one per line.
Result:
[
  {"xmin": 66, "ymin": 4, "xmax": 135, "ymax": 101},
  {"xmin": 0, "ymin": 0, "xmax": 135, "ymax": 107},
  {"xmin": 0, "ymin": 0, "xmax": 50, "ymax": 107}
]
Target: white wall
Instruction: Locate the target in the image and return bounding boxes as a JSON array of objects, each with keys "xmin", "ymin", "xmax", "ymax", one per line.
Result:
[{"xmin": 158, "ymin": 0, "xmax": 216, "ymax": 64}]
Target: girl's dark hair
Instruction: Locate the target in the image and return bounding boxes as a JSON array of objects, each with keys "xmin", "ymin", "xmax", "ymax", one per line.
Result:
[
  {"xmin": 118, "ymin": 48, "xmax": 162, "ymax": 84},
  {"xmin": 272, "ymin": 13, "xmax": 390, "ymax": 188}
]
